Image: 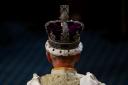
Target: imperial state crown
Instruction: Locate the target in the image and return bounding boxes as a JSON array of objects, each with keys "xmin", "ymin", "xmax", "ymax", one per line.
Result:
[{"xmin": 45, "ymin": 5, "xmax": 84, "ymax": 56}]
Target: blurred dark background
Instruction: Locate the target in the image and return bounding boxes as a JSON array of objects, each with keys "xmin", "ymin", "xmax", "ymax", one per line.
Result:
[{"xmin": 0, "ymin": 0, "xmax": 128, "ymax": 85}]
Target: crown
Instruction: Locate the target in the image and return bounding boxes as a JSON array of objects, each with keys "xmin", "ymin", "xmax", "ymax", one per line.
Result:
[
  {"xmin": 45, "ymin": 20, "xmax": 84, "ymax": 49},
  {"xmin": 45, "ymin": 5, "xmax": 84, "ymax": 56}
]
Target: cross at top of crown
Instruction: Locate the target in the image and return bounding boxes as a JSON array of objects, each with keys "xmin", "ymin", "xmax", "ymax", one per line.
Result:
[{"xmin": 59, "ymin": 5, "xmax": 69, "ymax": 21}]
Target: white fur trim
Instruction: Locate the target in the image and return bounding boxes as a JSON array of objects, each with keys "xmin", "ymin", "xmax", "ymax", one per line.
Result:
[
  {"xmin": 27, "ymin": 73, "xmax": 41, "ymax": 85},
  {"xmin": 45, "ymin": 40, "xmax": 83, "ymax": 56},
  {"xmin": 80, "ymin": 72, "xmax": 106, "ymax": 85}
]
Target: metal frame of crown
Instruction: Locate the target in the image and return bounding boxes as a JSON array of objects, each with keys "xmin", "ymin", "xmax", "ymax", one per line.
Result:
[{"xmin": 45, "ymin": 5, "xmax": 84, "ymax": 56}]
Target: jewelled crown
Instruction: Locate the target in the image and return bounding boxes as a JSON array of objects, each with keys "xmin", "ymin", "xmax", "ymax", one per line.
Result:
[{"xmin": 45, "ymin": 5, "xmax": 84, "ymax": 51}]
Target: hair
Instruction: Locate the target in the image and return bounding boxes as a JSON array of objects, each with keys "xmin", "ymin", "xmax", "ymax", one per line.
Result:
[{"xmin": 46, "ymin": 51, "xmax": 80, "ymax": 63}]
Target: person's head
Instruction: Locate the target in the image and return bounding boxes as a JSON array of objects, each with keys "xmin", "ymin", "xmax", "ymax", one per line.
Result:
[{"xmin": 45, "ymin": 40, "xmax": 83, "ymax": 68}]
